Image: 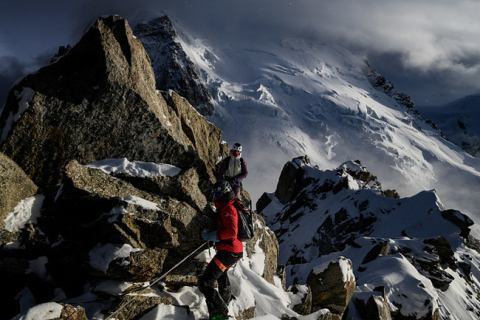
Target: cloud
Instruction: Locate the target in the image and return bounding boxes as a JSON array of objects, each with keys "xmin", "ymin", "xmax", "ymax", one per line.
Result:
[
  {"xmin": 0, "ymin": 56, "xmax": 27, "ymax": 107},
  {"xmin": 0, "ymin": 53, "xmax": 51, "ymax": 108},
  {"xmin": 1, "ymin": 0, "xmax": 479, "ymax": 106}
]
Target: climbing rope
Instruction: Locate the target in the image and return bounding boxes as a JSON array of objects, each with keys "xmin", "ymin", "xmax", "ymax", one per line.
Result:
[{"xmin": 106, "ymin": 242, "xmax": 208, "ymax": 319}]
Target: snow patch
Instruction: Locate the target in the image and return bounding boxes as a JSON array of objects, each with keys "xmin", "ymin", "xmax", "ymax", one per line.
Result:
[
  {"xmin": 27, "ymin": 256, "xmax": 49, "ymax": 280},
  {"xmin": 0, "ymin": 87, "xmax": 35, "ymax": 144},
  {"xmin": 4, "ymin": 195, "xmax": 45, "ymax": 232},
  {"xmin": 85, "ymin": 158, "xmax": 182, "ymax": 177},
  {"xmin": 12, "ymin": 302, "xmax": 63, "ymax": 320},
  {"xmin": 89, "ymin": 243, "xmax": 143, "ymax": 273},
  {"xmin": 120, "ymin": 195, "xmax": 160, "ymax": 211}
]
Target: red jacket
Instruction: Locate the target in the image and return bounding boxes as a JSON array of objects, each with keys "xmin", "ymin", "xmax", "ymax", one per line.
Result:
[{"xmin": 214, "ymin": 198, "xmax": 244, "ymax": 253}]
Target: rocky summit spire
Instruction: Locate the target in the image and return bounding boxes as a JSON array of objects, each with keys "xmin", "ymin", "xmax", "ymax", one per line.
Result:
[
  {"xmin": 0, "ymin": 15, "xmax": 222, "ymax": 188},
  {"xmin": 133, "ymin": 16, "xmax": 215, "ymax": 117}
]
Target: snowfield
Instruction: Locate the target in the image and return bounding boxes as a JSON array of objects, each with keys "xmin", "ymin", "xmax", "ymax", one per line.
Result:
[{"xmin": 165, "ymin": 29, "xmax": 480, "ymax": 238}]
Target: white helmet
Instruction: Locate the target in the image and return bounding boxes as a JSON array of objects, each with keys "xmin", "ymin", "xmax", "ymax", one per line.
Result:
[{"xmin": 232, "ymin": 143, "xmax": 242, "ymax": 152}]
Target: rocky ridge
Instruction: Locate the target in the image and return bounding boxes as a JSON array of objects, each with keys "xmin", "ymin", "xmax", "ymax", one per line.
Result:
[
  {"xmin": 258, "ymin": 155, "xmax": 480, "ymax": 320},
  {"xmin": 0, "ymin": 15, "xmax": 277, "ymax": 320},
  {"xmin": 133, "ymin": 16, "xmax": 215, "ymax": 117},
  {"xmin": 0, "ymin": 15, "xmax": 350, "ymax": 320},
  {"xmin": 0, "ymin": 15, "xmax": 218, "ymax": 190}
]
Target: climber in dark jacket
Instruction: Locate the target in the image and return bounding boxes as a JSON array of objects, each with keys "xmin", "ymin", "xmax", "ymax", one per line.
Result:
[
  {"xmin": 216, "ymin": 143, "xmax": 248, "ymax": 198},
  {"xmin": 199, "ymin": 180, "xmax": 243, "ymax": 320}
]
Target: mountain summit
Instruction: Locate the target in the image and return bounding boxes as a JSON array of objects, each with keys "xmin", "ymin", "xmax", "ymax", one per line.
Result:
[{"xmin": 0, "ymin": 15, "xmax": 219, "ymax": 189}]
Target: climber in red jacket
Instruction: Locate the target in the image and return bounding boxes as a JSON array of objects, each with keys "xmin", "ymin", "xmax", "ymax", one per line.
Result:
[{"xmin": 199, "ymin": 180, "xmax": 243, "ymax": 320}]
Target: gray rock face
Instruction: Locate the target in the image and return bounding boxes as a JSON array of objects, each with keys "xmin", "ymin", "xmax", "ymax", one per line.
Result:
[
  {"xmin": 244, "ymin": 213, "xmax": 279, "ymax": 285},
  {"xmin": 290, "ymin": 284, "xmax": 312, "ymax": 315},
  {"xmin": 0, "ymin": 15, "xmax": 275, "ymax": 320},
  {"xmin": 0, "ymin": 15, "xmax": 220, "ymax": 189},
  {"xmin": 0, "ymin": 152, "xmax": 38, "ymax": 231},
  {"xmin": 133, "ymin": 16, "xmax": 215, "ymax": 116},
  {"xmin": 274, "ymin": 155, "xmax": 312, "ymax": 205},
  {"xmin": 306, "ymin": 257, "xmax": 355, "ymax": 317},
  {"xmin": 106, "ymin": 294, "xmax": 174, "ymax": 320},
  {"xmin": 355, "ymin": 293, "xmax": 393, "ymax": 320}
]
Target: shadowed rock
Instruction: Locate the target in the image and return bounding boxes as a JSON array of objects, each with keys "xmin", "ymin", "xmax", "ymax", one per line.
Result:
[{"xmin": 0, "ymin": 15, "xmax": 221, "ymax": 190}]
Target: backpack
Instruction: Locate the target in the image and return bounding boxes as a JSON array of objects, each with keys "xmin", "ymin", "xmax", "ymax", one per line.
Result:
[{"xmin": 233, "ymin": 198, "xmax": 255, "ymax": 242}]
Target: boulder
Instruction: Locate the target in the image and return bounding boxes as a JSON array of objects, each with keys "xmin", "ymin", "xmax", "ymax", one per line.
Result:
[
  {"xmin": 113, "ymin": 167, "xmax": 208, "ymax": 213},
  {"xmin": 0, "ymin": 152, "xmax": 38, "ymax": 231},
  {"xmin": 236, "ymin": 306, "xmax": 256, "ymax": 320},
  {"xmin": 0, "ymin": 15, "xmax": 221, "ymax": 190},
  {"xmin": 355, "ymin": 293, "xmax": 392, "ymax": 320},
  {"xmin": 362, "ymin": 240, "xmax": 390, "ymax": 265},
  {"xmin": 45, "ymin": 160, "xmax": 211, "ymax": 250},
  {"xmin": 256, "ymin": 192, "xmax": 273, "ymax": 214},
  {"xmin": 165, "ymin": 90, "xmax": 224, "ymax": 190},
  {"xmin": 107, "ymin": 295, "xmax": 174, "ymax": 320},
  {"xmin": 306, "ymin": 257, "xmax": 355, "ymax": 317},
  {"xmin": 274, "ymin": 156, "xmax": 311, "ymax": 204},
  {"xmin": 290, "ymin": 284, "xmax": 312, "ymax": 315},
  {"xmin": 441, "ymin": 209, "xmax": 473, "ymax": 238},
  {"xmin": 56, "ymin": 304, "xmax": 89, "ymax": 320},
  {"xmin": 37, "ymin": 160, "xmax": 213, "ymax": 296},
  {"xmin": 104, "ymin": 248, "xmax": 169, "ymax": 282}
]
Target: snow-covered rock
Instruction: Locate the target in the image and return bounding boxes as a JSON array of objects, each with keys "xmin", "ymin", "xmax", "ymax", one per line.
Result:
[{"xmin": 259, "ymin": 157, "xmax": 480, "ymax": 319}]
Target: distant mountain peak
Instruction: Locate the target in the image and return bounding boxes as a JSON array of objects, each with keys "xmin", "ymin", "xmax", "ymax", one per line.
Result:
[{"xmin": 133, "ymin": 16, "xmax": 215, "ymax": 116}]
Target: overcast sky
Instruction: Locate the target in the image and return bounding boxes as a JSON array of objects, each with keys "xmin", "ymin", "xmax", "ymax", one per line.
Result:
[{"xmin": 1, "ymin": 0, "xmax": 480, "ymax": 107}]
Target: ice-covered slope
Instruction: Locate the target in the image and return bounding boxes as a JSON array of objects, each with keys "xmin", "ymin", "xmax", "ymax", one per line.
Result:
[{"xmin": 135, "ymin": 16, "xmax": 480, "ymax": 234}]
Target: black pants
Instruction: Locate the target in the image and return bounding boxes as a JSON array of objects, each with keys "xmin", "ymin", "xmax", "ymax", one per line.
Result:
[{"xmin": 199, "ymin": 250, "xmax": 243, "ymax": 317}]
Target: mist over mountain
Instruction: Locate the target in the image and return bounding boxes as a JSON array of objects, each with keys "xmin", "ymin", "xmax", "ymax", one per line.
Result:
[{"xmin": 132, "ymin": 15, "xmax": 480, "ymax": 234}]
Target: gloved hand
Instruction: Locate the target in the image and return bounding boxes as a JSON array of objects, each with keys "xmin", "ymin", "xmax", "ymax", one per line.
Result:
[{"xmin": 202, "ymin": 230, "xmax": 219, "ymax": 242}]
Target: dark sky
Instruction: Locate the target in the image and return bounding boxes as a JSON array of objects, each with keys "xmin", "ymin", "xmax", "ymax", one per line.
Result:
[{"xmin": 1, "ymin": 0, "xmax": 480, "ymax": 108}]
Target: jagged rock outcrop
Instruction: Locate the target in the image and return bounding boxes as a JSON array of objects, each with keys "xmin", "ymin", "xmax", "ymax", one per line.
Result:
[
  {"xmin": 306, "ymin": 257, "xmax": 355, "ymax": 319},
  {"xmin": 38, "ymin": 160, "xmax": 211, "ymax": 292},
  {"xmin": 363, "ymin": 61, "xmax": 419, "ymax": 116},
  {"xmin": 289, "ymin": 284, "xmax": 312, "ymax": 315},
  {"xmin": 0, "ymin": 15, "xmax": 220, "ymax": 190},
  {"xmin": 133, "ymin": 16, "xmax": 215, "ymax": 116},
  {"xmin": 355, "ymin": 290, "xmax": 393, "ymax": 320},
  {"xmin": 0, "ymin": 152, "xmax": 38, "ymax": 231},
  {"xmin": 3, "ymin": 153, "xmax": 275, "ymax": 319},
  {"xmin": 0, "ymin": 15, "xmax": 277, "ymax": 320},
  {"xmin": 244, "ymin": 213, "xmax": 279, "ymax": 285},
  {"xmin": 274, "ymin": 155, "xmax": 313, "ymax": 205},
  {"xmin": 106, "ymin": 293, "xmax": 175, "ymax": 320},
  {"xmin": 258, "ymin": 156, "xmax": 478, "ymax": 320}
]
